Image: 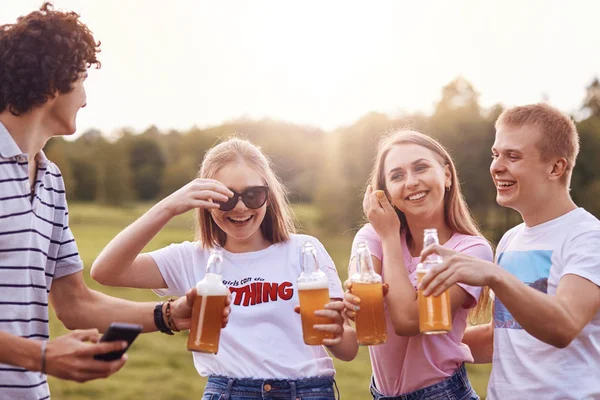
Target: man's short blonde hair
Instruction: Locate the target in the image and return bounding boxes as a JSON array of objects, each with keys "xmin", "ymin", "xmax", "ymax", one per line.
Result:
[{"xmin": 495, "ymin": 103, "xmax": 580, "ymax": 185}]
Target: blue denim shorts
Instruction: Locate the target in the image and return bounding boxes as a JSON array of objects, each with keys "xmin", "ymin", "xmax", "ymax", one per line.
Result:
[
  {"xmin": 369, "ymin": 364, "xmax": 479, "ymax": 400},
  {"xmin": 202, "ymin": 375, "xmax": 339, "ymax": 400}
]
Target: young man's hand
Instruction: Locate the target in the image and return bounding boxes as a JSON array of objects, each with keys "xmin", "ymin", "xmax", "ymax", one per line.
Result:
[
  {"xmin": 170, "ymin": 289, "xmax": 232, "ymax": 330},
  {"xmin": 44, "ymin": 329, "xmax": 127, "ymax": 382},
  {"xmin": 418, "ymin": 244, "xmax": 499, "ymax": 295}
]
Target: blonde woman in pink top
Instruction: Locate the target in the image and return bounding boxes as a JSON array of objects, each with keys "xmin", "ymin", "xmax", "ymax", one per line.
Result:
[{"xmin": 344, "ymin": 130, "xmax": 493, "ymax": 400}]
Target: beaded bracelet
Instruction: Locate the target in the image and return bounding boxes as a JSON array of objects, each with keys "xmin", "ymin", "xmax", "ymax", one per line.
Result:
[{"xmin": 165, "ymin": 299, "xmax": 180, "ymax": 332}]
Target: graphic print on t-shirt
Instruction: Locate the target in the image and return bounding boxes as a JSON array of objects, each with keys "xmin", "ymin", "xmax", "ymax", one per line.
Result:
[
  {"xmin": 225, "ymin": 276, "xmax": 294, "ymax": 307},
  {"xmin": 494, "ymin": 250, "xmax": 552, "ymax": 329}
]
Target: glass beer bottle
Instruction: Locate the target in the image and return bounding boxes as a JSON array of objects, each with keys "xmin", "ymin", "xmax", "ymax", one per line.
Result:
[
  {"xmin": 297, "ymin": 241, "xmax": 334, "ymax": 345},
  {"xmin": 417, "ymin": 229, "xmax": 452, "ymax": 334},
  {"xmin": 187, "ymin": 248, "xmax": 229, "ymax": 354},
  {"xmin": 350, "ymin": 242, "xmax": 387, "ymax": 345}
]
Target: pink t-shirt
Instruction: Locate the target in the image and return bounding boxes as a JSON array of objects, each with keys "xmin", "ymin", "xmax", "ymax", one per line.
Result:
[{"xmin": 351, "ymin": 224, "xmax": 494, "ymax": 396}]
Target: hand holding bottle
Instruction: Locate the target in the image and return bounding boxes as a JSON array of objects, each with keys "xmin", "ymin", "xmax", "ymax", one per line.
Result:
[
  {"xmin": 188, "ymin": 249, "xmax": 231, "ymax": 354},
  {"xmin": 297, "ymin": 241, "xmax": 335, "ymax": 346},
  {"xmin": 170, "ymin": 287, "xmax": 231, "ymax": 331},
  {"xmin": 343, "ymin": 280, "xmax": 389, "ymax": 321}
]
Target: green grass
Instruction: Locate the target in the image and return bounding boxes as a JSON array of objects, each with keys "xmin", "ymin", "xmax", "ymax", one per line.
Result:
[{"xmin": 47, "ymin": 202, "xmax": 490, "ymax": 399}]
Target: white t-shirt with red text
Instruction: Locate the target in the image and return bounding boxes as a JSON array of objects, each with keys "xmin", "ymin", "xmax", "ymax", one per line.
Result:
[{"xmin": 149, "ymin": 234, "xmax": 343, "ymax": 379}]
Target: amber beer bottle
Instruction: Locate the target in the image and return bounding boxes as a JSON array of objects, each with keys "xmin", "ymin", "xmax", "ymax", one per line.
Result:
[
  {"xmin": 417, "ymin": 229, "xmax": 452, "ymax": 334},
  {"xmin": 187, "ymin": 249, "xmax": 229, "ymax": 354},
  {"xmin": 351, "ymin": 242, "xmax": 387, "ymax": 345},
  {"xmin": 297, "ymin": 241, "xmax": 334, "ymax": 345}
]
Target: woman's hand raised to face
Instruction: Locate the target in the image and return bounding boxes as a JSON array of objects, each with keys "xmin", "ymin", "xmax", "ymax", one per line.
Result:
[
  {"xmin": 363, "ymin": 185, "xmax": 401, "ymax": 239},
  {"xmin": 162, "ymin": 179, "xmax": 234, "ymax": 217}
]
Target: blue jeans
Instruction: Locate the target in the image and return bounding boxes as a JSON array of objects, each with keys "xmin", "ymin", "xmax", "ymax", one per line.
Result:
[
  {"xmin": 369, "ymin": 364, "xmax": 479, "ymax": 400},
  {"xmin": 202, "ymin": 375, "xmax": 338, "ymax": 400}
]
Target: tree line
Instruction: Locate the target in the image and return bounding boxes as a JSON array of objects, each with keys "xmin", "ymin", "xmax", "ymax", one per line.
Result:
[{"xmin": 44, "ymin": 77, "xmax": 600, "ymax": 244}]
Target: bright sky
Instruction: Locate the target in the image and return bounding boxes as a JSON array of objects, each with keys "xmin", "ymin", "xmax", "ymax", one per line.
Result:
[{"xmin": 1, "ymin": 0, "xmax": 599, "ymax": 135}]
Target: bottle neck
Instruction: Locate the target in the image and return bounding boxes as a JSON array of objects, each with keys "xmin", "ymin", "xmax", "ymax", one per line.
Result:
[
  {"xmin": 301, "ymin": 251, "xmax": 319, "ymax": 275},
  {"xmin": 206, "ymin": 250, "xmax": 224, "ymax": 275},
  {"xmin": 356, "ymin": 254, "xmax": 374, "ymax": 275},
  {"xmin": 423, "ymin": 231, "xmax": 442, "ymax": 264}
]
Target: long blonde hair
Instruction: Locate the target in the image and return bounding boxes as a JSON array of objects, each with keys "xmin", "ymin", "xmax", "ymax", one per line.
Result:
[
  {"xmin": 369, "ymin": 130, "xmax": 490, "ymax": 322},
  {"xmin": 196, "ymin": 137, "xmax": 296, "ymax": 248}
]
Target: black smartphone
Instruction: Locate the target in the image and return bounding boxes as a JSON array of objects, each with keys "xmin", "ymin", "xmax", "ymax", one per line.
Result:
[{"xmin": 93, "ymin": 322, "xmax": 143, "ymax": 361}]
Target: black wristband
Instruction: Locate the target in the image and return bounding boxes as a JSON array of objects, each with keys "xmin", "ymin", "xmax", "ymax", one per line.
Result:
[{"xmin": 154, "ymin": 302, "xmax": 173, "ymax": 335}]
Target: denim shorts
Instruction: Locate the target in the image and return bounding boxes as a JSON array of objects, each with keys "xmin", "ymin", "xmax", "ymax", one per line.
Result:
[
  {"xmin": 202, "ymin": 375, "xmax": 339, "ymax": 400},
  {"xmin": 369, "ymin": 364, "xmax": 480, "ymax": 400}
]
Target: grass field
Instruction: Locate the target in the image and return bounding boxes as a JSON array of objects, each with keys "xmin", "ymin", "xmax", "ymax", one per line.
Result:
[{"xmin": 47, "ymin": 203, "xmax": 491, "ymax": 399}]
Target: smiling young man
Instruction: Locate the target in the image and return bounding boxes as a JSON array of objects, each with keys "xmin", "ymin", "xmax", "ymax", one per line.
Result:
[
  {"xmin": 419, "ymin": 103, "xmax": 600, "ymax": 399},
  {"xmin": 0, "ymin": 4, "xmax": 206, "ymax": 399}
]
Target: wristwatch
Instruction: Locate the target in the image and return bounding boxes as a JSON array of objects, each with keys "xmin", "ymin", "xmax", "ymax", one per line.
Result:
[{"xmin": 154, "ymin": 302, "xmax": 174, "ymax": 335}]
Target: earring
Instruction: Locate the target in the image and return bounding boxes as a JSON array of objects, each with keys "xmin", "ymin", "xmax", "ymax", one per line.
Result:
[{"xmin": 445, "ymin": 185, "xmax": 451, "ymax": 191}]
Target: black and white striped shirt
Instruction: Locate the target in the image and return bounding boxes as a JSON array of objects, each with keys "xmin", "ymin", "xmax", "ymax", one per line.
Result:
[{"xmin": 0, "ymin": 122, "xmax": 83, "ymax": 400}]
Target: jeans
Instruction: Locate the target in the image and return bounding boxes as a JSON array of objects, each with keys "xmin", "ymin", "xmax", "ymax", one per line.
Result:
[
  {"xmin": 202, "ymin": 375, "xmax": 339, "ymax": 400},
  {"xmin": 369, "ymin": 364, "xmax": 480, "ymax": 400}
]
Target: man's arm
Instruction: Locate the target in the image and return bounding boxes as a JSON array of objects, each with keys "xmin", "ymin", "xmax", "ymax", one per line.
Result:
[
  {"xmin": 490, "ymin": 271, "xmax": 600, "ymax": 348},
  {"xmin": 0, "ymin": 330, "xmax": 127, "ymax": 382},
  {"xmin": 0, "ymin": 331, "xmax": 46, "ymax": 372},
  {"xmin": 49, "ymin": 272, "xmax": 196, "ymax": 333},
  {"xmin": 420, "ymin": 244, "xmax": 600, "ymax": 349},
  {"xmin": 463, "ymin": 321, "xmax": 494, "ymax": 363}
]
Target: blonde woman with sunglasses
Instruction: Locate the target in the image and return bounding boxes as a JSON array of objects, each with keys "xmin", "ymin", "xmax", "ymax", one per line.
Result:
[{"xmin": 91, "ymin": 137, "xmax": 357, "ymax": 399}]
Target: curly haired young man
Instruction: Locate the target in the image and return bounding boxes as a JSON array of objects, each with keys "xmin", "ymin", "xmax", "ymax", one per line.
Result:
[{"xmin": 0, "ymin": 4, "xmax": 214, "ymax": 399}]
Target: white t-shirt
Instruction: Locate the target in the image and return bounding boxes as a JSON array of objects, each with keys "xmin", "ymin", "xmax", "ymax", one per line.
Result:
[
  {"xmin": 149, "ymin": 234, "xmax": 344, "ymax": 380},
  {"xmin": 488, "ymin": 208, "xmax": 600, "ymax": 400}
]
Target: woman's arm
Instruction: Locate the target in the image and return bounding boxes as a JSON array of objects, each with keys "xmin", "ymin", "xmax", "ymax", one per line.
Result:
[
  {"xmin": 463, "ymin": 321, "xmax": 494, "ymax": 363},
  {"xmin": 91, "ymin": 179, "xmax": 232, "ymax": 288}
]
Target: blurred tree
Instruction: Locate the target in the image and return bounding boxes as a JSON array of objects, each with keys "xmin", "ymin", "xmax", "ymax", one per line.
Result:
[
  {"xmin": 582, "ymin": 77, "xmax": 600, "ymax": 118},
  {"xmin": 43, "ymin": 138, "xmax": 76, "ymax": 196},
  {"xmin": 95, "ymin": 139, "xmax": 134, "ymax": 206},
  {"xmin": 159, "ymin": 155, "xmax": 198, "ymax": 199},
  {"xmin": 68, "ymin": 130, "xmax": 107, "ymax": 201},
  {"xmin": 315, "ymin": 112, "xmax": 394, "ymax": 231},
  {"xmin": 573, "ymin": 116, "xmax": 600, "ymax": 217},
  {"xmin": 70, "ymin": 157, "xmax": 97, "ymax": 201},
  {"xmin": 129, "ymin": 133, "xmax": 166, "ymax": 200}
]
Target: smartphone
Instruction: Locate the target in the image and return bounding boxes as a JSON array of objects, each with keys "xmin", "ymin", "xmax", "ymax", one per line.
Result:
[{"xmin": 93, "ymin": 322, "xmax": 143, "ymax": 361}]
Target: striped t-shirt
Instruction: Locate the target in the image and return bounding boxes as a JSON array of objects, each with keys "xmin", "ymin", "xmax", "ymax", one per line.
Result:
[{"xmin": 0, "ymin": 122, "xmax": 83, "ymax": 400}]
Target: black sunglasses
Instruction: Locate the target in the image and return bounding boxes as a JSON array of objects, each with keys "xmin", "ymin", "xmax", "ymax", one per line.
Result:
[{"xmin": 217, "ymin": 186, "xmax": 269, "ymax": 211}]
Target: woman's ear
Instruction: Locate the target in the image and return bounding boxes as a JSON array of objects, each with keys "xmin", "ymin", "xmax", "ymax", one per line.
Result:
[{"xmin": 444, "ymin": 165, "xmax": 452, "ymax": 190}]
